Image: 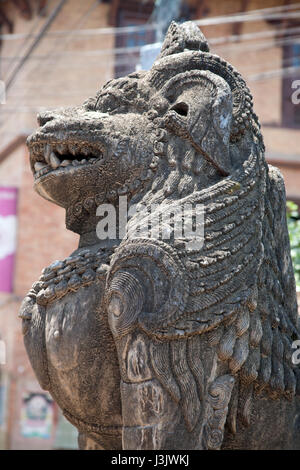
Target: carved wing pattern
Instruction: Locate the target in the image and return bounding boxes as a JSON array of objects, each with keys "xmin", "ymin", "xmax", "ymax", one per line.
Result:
[{"xmin": 108, "ymin": 142, "xmax": 300, "ymax": 437}]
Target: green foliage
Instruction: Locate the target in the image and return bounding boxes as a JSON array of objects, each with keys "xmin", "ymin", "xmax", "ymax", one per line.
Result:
[{"xmin": 287, "ymin": 201, "xmax": 300, "ymax": 291}]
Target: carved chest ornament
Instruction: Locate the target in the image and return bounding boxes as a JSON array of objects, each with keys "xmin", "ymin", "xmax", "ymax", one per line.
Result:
[
  {"xmin": 30, "ymin": 249, "xmax": 111, "ymax": 307},
  {"xmin": 20, "ymin": 21, "xmax": 300, "ymax": 450}
]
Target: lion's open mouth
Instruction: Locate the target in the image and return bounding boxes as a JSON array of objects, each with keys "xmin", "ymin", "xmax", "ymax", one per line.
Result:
[{"xmin": 29, "ymin": 139, "xmax": 105, "ymax": 179}]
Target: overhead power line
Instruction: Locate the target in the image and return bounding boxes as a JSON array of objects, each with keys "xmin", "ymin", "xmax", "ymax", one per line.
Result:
[
  {"xmin": 1, "ymin": 3, "xmax": 300, "ymax": 140},
  {"xmin": 0, "ymin": 3, "xmax": 300, "ymax": 41},
  {"xmin": 3, "ymin": 6, "xmax": 47, "ymax": 79},
  {"xmin": 249, "ymin": 64, "xmax": 300, "ymax": 81},
  {"xmin": 1, "ymin": 24, "xmax": 300, "ymax": 64},
  {"xmin": 5, "ymin": 0, "xmax": 68, "ymax": 91}
]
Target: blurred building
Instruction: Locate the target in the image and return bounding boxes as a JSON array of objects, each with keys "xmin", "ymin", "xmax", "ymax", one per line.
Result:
[{"xmin": 0, "ymin": 0, "xmax": 299, "ymax": 449}]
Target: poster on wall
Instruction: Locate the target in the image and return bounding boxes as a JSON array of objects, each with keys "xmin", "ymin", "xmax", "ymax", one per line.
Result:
[
  {"xmin": 0, "ymin": 187, "xmax": 17, "ymax": 293},
  {"xmin": 20, "ymin": 393, "xmax": 54, "ymax": 439}
]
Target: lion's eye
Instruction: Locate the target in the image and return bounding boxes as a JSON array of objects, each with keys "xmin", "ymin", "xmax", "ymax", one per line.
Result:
[
  {"xmin": 170, "ymin": 102, "xmax": 189, "ymax": 117},
  {"xmin": 95, "ymin": 93, "xmax": 118, "ymax": 113}
]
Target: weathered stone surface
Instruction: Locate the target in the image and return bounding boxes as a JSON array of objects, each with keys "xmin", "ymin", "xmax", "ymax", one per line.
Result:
[{"xmin": 20, "ymin": 21, "xmax": 300, "ymax": 449}]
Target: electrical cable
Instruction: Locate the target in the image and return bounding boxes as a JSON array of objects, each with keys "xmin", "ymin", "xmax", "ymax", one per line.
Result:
[
  {"xmin": 1, "ymin": 29, "xmax": 300, "ymax": 63},
  {"xmin": 0, "ymin": 2, "xmax": 300, "ymax": 41},
  {"xmin": 1, "ymin": 4, "xmax": 48, "ymax": 79},
  {"xmin": 1, "ymin": 4, "xmax": 300, "ymax": 145},
  {"xmin": 4, "ymin": 0, "xmax": 68, "ymax": 91},
  {"xmin": 2, "ymin": 23, "xmax": 300, "ymax": 64}
]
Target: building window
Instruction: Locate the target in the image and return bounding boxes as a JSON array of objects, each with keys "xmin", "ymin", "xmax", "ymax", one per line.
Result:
[
  {"xmin": 113, "ymin": 0, "xmax": 196, "ymax": 78},
  {"xmin": 114, "ymin": 1, "xmax": 155, "ymax": 78}
]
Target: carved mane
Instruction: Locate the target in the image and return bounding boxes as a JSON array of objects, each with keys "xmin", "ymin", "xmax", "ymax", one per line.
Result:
[{"xmin": 107, "ymin": 21, "xmax": 299, "ymax": 446}]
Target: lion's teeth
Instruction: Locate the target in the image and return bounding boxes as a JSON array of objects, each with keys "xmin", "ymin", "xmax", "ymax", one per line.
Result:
[
  {"xmin": 80, "ymin": 147, "xmax": 88, "ymax": 156},
  {"xmin": 57, "ymin": 144, "xmax": 66, "ymax": 154},
  {"xmin": 72, "ymin": 160, "xmax": 79, "ymax": 166},
  {"xmin": 44, "ymin": 144, "xmax": 52, "ymax": 163},
  {"xmin": 60, "ymin": 159, "xmax": 71, "ymax": 167},
  {"xmin": 50, "ymin": 152, "xmax": 60, "ymax": 169},
  {"xmin": 34, "ymin": 161, "xmax": 47, "ymax": 172},
  {"xmin": 68, "ymin": 144, "xmax": 77, "ymax": 155}
]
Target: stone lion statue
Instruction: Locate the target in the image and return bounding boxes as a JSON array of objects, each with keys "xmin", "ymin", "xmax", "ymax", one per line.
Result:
[{"xmin": 20, "ymin": 21, "xmax": 300, "ymax": 450}]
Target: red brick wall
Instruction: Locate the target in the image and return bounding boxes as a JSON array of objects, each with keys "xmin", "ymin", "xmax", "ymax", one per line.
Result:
[
  {"xmin": 14, "ymin": 149, "xmax": 78, "ymax": 297},
  {"xmin": 1, "ymin": 147, "xmax": 78, "ymax": 449}
]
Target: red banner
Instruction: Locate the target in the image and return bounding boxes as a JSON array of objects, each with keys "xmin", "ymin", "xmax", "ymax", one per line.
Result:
[{"xmin": 0, "ymin": 187, "xmax": 18, "ymax": 293}]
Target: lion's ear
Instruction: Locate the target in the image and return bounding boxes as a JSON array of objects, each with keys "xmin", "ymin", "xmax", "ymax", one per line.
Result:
[
  {"xmin": 166, "ymin": 73, "xmax": 233, "ymax": 176},
  {"xmin": 193, "ymin": 87, "xmax": 233, "ymax": 176}
]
